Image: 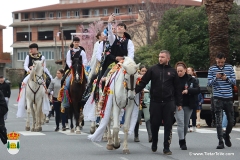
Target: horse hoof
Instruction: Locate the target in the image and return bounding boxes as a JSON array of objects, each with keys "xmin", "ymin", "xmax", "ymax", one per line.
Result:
[
  {"xmin": 90, "ymin": 129, "xmax": 95, "ymax": 134},
  {"xmin": 35, "ymin": 128, "xmax": 40, "ymax": 132},
  {"xmin": 70, "ymin": 129, "xmax": 74, "ymax": 133},
  {"xmin": 112, "ymin": 144, "xmax": 121, "ymax": 149},
  {"xmin": 38, "ymin": 127, "xmax": 42, "ymax": 131},
  {"xmin": 31, "ymin": 128, "xmax": 35, "ymax": 132},
  {"xmin": 106, "ymin": 144, "xmax": 114, "ymax": 150},
  {"xmin": 102, "ymin": 137, "xmax": 108, "ymax": 142},
  {"xmin": 45, "ymin": 120, "xmax": 49, "ymax": 123},
  {"xmin": 76, "ymin": 130, "xmax": 81, "ymax": 134},
  {"xmin": 25, "ymin": 127, "xmax": 30, "ymax": 131},
  {"xmin": 123, "ymin": 149, "xmax": 130, "ymax": 154}
]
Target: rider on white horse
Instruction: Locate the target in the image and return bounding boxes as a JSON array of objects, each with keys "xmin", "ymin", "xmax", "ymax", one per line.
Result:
[
  {"xmin": 17, "ymin": 43, "xmax": 51, "ymax": 118},
  {"xmin": 22, "ymin": 43, "xmax": 53, "ymax": 85}
]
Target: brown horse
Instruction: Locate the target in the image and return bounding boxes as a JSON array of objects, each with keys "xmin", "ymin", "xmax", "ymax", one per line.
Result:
[{"xmin": 69, "ymin": 57, "xmax": 87, "ymax": 134}]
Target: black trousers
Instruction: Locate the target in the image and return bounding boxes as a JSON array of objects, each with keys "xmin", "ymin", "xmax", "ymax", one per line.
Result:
[
  {"xmin": 150, "ymin": 100, "xmax": 175, "ymax": 149},
  {"xmin": 53, "ymin": 98, "xmax": 61, "ymax": 128},
  {"xmin": 213, "ymin": 98, "xmax": 234, "ymax": 141}
]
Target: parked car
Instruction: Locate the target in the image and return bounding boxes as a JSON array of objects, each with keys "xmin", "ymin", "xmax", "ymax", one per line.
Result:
[{"xmin": 196, "ymin": 71, "xmax": 239, "ymax": 127}]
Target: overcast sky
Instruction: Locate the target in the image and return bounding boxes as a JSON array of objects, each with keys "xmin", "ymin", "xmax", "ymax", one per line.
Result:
[
  {"xmin": 0, "ymin": 0, "xmax": 202, "ymax": 53},
  {"xmin": 0, "ymin": 0, "xmax": 59, "ymax": 53}
]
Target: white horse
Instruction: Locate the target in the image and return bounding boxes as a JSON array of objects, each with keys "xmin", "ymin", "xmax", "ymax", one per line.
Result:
[
  {"xmin": 25, "ymin": 60, "xmax": 46, "ymax": 132},
  {"xmin": 89, "ymin": 57, "xmax": 139, "ymax": 154}
]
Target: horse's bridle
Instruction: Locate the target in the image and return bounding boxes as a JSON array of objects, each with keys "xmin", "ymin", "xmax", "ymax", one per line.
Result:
[
  {"xmin": 114, "ymin": 69, "xmax": 139, "ymax": 108},
  {"xmin": 32, "ymin": 73, "xmax": 45, "ymax": 85},
  {"xmin": 72, "ymin": 62, "xmax": 83, "ymax": 84}
]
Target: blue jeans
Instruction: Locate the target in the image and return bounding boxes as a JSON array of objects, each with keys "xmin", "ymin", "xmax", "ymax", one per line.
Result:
[{"xmin": 222, "ymin": 111, "xmax": 228, "ymax": 128}]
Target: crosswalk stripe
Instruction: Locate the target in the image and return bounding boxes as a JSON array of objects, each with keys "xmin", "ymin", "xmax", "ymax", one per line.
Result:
[
  {"xmin": 58, "ymin": 130, "xmax": 89, "ymax": 135},
  {"xmin": 13, "ymin": 104, "xmax": 18, "ymax": 106},
  {"xmin": 236, "ymin": 138, "xmax": 240, "ymax": 140},
  {"xmin": 232, "ymin": 128, "xmax": 240, "ymax": 132},
  {"xmin": 18, "ymin": 131, "xmax": 46, "ymax": 136}
]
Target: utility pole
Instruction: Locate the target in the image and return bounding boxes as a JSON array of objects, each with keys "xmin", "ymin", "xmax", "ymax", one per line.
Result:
[{"xmin": 60, "ymin": 22, "xmax": 65, "ymax": 68}]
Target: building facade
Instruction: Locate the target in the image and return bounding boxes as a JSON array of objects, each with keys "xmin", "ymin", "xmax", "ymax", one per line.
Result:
[
  {"xmin": 10, "ymin": 0, "xmax": 201, "ymax": 75},
  {"xmin": 0, "ymin": 25, "xmax": 11, "ymax": 76}
]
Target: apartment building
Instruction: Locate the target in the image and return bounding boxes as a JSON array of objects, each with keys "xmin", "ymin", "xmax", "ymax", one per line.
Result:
[{"xmin": 10, "ymin": 0, "xmax": 201, "ymax": 73}]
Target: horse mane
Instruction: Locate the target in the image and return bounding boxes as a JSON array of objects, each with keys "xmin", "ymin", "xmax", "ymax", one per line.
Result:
[{"xmin": 29, "ymin": 61, "xmax": 44, "ymax": 82}]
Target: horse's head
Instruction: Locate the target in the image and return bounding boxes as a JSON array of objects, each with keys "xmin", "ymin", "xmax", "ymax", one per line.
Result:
[
  {"xmin": 121, "ymin": 57, "xmax": 140, "ymax": 100},
  {"xmin": 32, "ymin": 60, "xmax": 45, "ymax": 85},
  {"xmin": 72, "ymin": 57, "xmax": 83, "ymax": 83}
]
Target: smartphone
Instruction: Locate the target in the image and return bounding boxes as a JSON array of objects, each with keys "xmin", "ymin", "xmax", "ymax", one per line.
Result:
[{"xmin": 218, "ymin": 72, "xmax": 224, "ymax": 76}]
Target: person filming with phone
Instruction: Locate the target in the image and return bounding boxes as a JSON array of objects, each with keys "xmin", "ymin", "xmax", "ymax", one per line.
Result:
[{"xmin": 207, "ymin": 52, "xmax": 236, "ymax": 149}]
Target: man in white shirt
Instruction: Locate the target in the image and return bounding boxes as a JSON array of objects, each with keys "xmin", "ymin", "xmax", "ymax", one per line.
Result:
[
  {"xmin": 21, "ymin": 43, "xmax": 52, "ymax": 85},
  {"xmin": 61, "ymin": 37, "xmax": 87, "ymax": 87},
  {"xmin": 96, "ymin": 14, "xmax": 134, "ymax": 80}
]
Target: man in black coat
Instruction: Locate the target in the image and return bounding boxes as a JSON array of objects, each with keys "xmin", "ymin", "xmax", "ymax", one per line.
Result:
[
  {"xmin": 0, "ymin": 90, "xmax": 8, "ymax": 144},
  {"xmin": 135, "ymin": 50, "xmax": 182, "ymax": 155},
  {"xmin": 0, "ymin": 75, "xmax": 11, "ymax": 120}
]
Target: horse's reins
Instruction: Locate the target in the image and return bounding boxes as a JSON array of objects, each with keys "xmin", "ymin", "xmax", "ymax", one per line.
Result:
[
  {"xmin": 29, "ymin": 73, "xmax": 47, "ymax": 104},
  {"xmin": 114, "ymin": 69, "xmax": 139, "ymax": 109}
]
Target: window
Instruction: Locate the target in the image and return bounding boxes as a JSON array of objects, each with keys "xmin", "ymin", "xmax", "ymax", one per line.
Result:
[
  {"xmin": 17, "ymin": 52, "xmax": 27, "ymax": 61},
  {"xmin": 94, "ymin": 10, "xmax": 99, "ymax": 16},
  {"xmin": 24, "ymin": 13, "xmax": 29, "ymax": 20},
  {"xmin": 74, "ymin": 10, "xmax": 79, "ymax": 17},
  {"xmin": 49, "ymin": 12, "xmax": 54, "ymax": 19},
  {"xmin": 16, "ymin": 32, "xmax": 31, "ymax": 41},
  {"xmin": 41, "ymin": 51, "xmax": 54, "ymax": 60},
  {"xmin": 82, "ymin": 9, "xmax": 90, "ymax": 17},
  {"xmin": 67, "ymin": 11, "xmax": 70, "ymax": 18},
  {"xmin": 57, "ymin": 12, "xmax": 61, "ymax": 18},
  {"xmin": 128, "ymin": 7, "xmax": 132, "ymax": 14},
  {"xmin": 14, "ymin": 13, "xmax": 19, "ymax": 19},
  {"xmin": 103, "ymin": 9, "xmax": 108, "ymax": 16},
  {"xmin": 38, "ymin": 31, "xmax": 53, "ymax": 40},
  {"xmin": 61, "ymin": 30, "xmax": 76, "ymax": 40},
  {"xmin": 36, "ymin": 12, "xmax": 45, "ymax": 20},
  {"xmin": 115, "ymin": 8, "xmax": 120, "ymax": 15}
]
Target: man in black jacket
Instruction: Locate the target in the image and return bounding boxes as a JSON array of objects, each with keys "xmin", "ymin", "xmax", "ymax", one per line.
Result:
[
  {"xmin": 0, "ymin": 90, "xmax": 8, "ymax": 144},
  {"xmin": 135, "ymin": 50, "xmax": 182, "ymax": 155},
  {"xmin": 0, "ymin": 76, "xmax": 11, "ymax": 120}
]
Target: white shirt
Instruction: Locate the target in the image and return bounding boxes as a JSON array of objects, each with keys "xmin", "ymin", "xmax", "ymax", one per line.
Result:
[
  {"xmin": 89, "ymin": 41, "xmax": 101, "ymax": 69},
  {"xmin": 66, "ymin": 48, "xmax": 88, "ymax": 68},
  {"xmin": 107, "ymin": 23, "xmax": 134, "ymax": 60},
  {"xmin": 24, "ymin": 54, "xmax": 48, "ymax": 73},
  {"xmin": 96, "ymin": 41, "xmax": 104, "ymax": 62}
]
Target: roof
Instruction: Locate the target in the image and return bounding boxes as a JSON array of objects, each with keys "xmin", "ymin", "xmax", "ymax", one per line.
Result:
[
  {"xmin": 0, "ymin": 25, "xmax": 6, "ymax": 29},
  {"xmin": 12, "ymin": 0, "xmax": 201, "ymax": 13},
  {"xmin": 11, "ymin": 41, "xmax": 72, "ymax": 48},
  {"xmin": 9, "ymin": 17, "xmax": 101, "ymax": 27}
]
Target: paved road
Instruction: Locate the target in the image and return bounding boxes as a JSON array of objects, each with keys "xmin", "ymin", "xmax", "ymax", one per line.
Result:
[{"xmin": 0, "ymin": 89, "xmax": 240, "ymax": 160}]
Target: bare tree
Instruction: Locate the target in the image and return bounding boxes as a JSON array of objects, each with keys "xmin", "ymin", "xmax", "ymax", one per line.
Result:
[{"xmin": 127, "ymin": 0, "xmax": 178, "ymax": 48}]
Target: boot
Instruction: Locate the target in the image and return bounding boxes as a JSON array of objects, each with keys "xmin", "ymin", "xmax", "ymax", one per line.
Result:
[
  {"xmin": 216, "ymin": 141, "xmax": 224, "ymax": 149},
  {"xmin": 223, "ymin": 133, "xmax": 232, "ymax": 147},
  {"xmin": 146, "ymin": 120, "xmax": 152, "ymax": 143},
  {"xmin": 179, "ymin": 139, "xmax": 187, "ymax": 150}
]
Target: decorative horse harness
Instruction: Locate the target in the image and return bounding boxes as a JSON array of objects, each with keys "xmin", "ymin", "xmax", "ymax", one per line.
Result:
[
  {"xmin": 28, "ymin": 72, "xmax": 45, "ymax": 104},
  {"xmin": 113, "ymin": 69, "xmax": 139, "ymax": 109}
]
